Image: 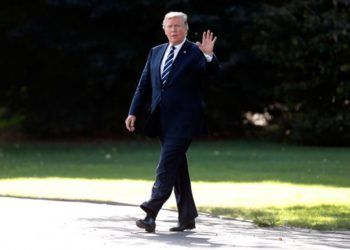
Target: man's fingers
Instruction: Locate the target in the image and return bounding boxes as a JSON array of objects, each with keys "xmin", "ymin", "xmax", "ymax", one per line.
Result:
[
  {"xmin": 125, "ymin": 119, "xmax": 131, "ymax": 131},
  {"xmin": 200, "ymin": 30, "xmax": 216, "ymax": 54},
  {"xmin": 202, "ymin": 30, "xmax": 216, "ymax": 43},
  {"xmin": 125, "ymin": 116, "xmax": 136, "ymax": 132},
  {"xmin": 128, "ymin": 121, "xmax": 135, "ymax": 132},
  {"xmin": 204, "ymin": 30, "xmax": 208, "ymax": 41}
]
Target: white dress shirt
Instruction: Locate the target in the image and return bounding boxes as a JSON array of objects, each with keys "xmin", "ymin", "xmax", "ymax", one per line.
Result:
[
  {"xmin": 160, "ymin": 38, "xmax": 213, "ymax": 76},
  {"xmin": 160, "ymin": 39, "xmax": 186, "ymax": 76}
]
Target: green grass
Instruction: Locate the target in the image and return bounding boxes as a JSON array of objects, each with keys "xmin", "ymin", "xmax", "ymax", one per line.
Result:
[
  {"xmin": 199, "ymin": 204, "xmax": 350, "ymax": 230},
  {"xmin": 0, "ymin": 140, "xmax": 349, "ymax": 230}
]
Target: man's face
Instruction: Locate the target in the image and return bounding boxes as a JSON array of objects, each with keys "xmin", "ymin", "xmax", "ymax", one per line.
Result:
[{"xmin": 163, "ymin": 17, "xmax": 187, "ymax": 45}]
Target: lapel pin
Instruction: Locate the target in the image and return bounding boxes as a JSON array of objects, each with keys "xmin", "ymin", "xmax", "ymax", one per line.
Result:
[{"xmin": 183, "ymin": 50, "xmax": 187, "ymax": 54}]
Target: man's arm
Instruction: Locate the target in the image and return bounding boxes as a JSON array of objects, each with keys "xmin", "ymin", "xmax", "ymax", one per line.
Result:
[
  {"xmin": 196, "ymin": 30, "xmax": 219, "ymax": 75},
  {"xmin": 125, "ymin": 50, "xmax": 152, "ymax": 132}
]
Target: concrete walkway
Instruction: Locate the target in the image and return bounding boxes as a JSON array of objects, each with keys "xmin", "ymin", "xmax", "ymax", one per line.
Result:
[{"xmin": 0, "ymin": 197, "xmax": 349, "ymax": 250}]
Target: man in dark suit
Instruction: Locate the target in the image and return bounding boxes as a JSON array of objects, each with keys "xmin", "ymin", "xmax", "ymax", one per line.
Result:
[{"xmin": 125, "ymin": 11, "xmax": 219, "ymax": 233}]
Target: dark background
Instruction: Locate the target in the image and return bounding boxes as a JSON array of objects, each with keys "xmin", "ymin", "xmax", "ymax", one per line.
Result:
[{"xmin": 1, "ymin": 0, "xmax": 349, "ymax": 145}]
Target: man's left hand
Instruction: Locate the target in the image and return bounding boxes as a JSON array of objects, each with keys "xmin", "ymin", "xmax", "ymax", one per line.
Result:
[{"xmin": 196, "ymin": 30, "xmax": 217, "ymax": 55}]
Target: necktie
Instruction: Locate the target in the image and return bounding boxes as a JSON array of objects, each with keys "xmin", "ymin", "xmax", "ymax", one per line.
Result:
[{"xmin": 161, "ymin": 46, "xmax": 175, "ymax": 84}]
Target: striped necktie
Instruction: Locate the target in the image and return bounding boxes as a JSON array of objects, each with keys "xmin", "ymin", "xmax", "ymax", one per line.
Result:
[{"xmin": 161, "ymin": 46, "xmax": 176, "ymax": 84}]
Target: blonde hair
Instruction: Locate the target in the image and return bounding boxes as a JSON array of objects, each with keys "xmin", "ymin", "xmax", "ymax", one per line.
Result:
[{"xmin": 162, "ymin": 11, "xmax": 189, "ymax": 30}]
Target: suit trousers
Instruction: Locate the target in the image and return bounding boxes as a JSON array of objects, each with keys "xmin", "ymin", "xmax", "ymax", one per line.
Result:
[{"xmin": 140, "ymin": 137, "xmax": 198, "ymax": 223}]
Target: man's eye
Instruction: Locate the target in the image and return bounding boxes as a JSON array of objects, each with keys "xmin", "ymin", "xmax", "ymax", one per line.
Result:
[{"xmin": 166, "ymin": 25, "xmax": 181, "ymax": 29}]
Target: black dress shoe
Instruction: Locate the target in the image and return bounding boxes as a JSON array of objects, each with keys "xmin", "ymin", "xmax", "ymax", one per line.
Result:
[
  {"xmin": 136, "ymin": 216, "xmax": 156, "ymax": 233},
  {"xmin": 169, "ymin": 220, "xmax": 195, "ymax": 232}
]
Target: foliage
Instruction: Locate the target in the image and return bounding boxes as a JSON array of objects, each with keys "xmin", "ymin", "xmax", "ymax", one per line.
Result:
[
  {"xmin": 0, "ymin": 0, "xmax": 349, "ymax": 145},
  {"xmin": 249, "ymin": 0, "xmax": 350, "ymax": 145}
]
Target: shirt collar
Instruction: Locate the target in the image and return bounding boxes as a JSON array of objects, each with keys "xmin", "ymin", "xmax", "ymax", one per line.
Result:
[{"xmin": 169, "ymin": 38, "xmax": 187, "ymax": 51}]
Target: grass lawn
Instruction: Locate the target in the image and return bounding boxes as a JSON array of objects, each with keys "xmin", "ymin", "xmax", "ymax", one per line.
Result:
[{"xmin": 0, "ymin": 140, "xmax": 349, "ymax": 230}]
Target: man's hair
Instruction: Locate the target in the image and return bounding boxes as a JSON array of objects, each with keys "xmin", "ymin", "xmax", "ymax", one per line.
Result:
[{"xmin": 162, "ymin": 11, "xmax": 189, "ymax": 30}]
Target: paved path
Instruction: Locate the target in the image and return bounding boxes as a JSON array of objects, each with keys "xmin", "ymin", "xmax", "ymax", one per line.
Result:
[{"xmin": 0, "ymin": 197, "xmax": 349, "ymax": 250}]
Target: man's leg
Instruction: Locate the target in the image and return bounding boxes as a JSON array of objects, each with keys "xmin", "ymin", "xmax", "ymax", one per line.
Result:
[
  {"xmin": 140, "ymin": 137, "xmax": 191, "ymax": 218},
  {"xmin": 174, "ymin": 154, "xmax": 198, "ymax": 224}
]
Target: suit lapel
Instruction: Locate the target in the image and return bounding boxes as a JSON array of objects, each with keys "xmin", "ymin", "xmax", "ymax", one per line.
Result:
[
  {"xmin": 154, "ymin": 44, "xmax": 168, "ymax": 88},
  {"xmin": 163, "ymin": 40, "xmax": 191, "ymax": 88}
]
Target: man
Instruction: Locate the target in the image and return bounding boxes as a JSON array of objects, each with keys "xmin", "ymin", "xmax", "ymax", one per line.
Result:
[{"xmin": 125, "ymin": 11, "xmax": 219, "ymax": 233}]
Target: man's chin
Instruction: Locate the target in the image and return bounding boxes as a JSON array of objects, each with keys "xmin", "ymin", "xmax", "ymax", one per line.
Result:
[{"xmin": 170, "ymin": 39, "xmax": 181, "ymax": 45}]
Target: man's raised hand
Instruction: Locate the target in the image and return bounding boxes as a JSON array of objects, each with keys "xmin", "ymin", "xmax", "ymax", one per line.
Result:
[{"xmin": 196, "ymin": 30, "xmax": 217, "ymax": 55}]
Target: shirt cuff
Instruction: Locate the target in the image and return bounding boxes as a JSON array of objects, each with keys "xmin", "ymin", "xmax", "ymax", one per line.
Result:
[{"xmin": 204, "ymin": 53, "xmax": 213, "ymax": 62}]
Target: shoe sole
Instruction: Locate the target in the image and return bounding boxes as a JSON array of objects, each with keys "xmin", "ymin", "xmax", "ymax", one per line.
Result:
[
  {"xmin": 170, "ymin": 224, "xmax": 196, "ymax": 232},
  {"xmin": 136, "ymin": 220, "xmax": 155, "ymax": 233}
]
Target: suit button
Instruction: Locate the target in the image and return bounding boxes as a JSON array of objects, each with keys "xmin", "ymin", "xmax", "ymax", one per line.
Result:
[{"xmin": 161, "ymin": 88, "xmax": 165, "ymax": 92}]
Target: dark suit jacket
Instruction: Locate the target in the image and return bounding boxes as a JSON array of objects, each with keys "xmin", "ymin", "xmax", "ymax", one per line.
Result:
[{"xmin": 128, "ymin": 39, "xmax": 219, "ymax": 138}]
